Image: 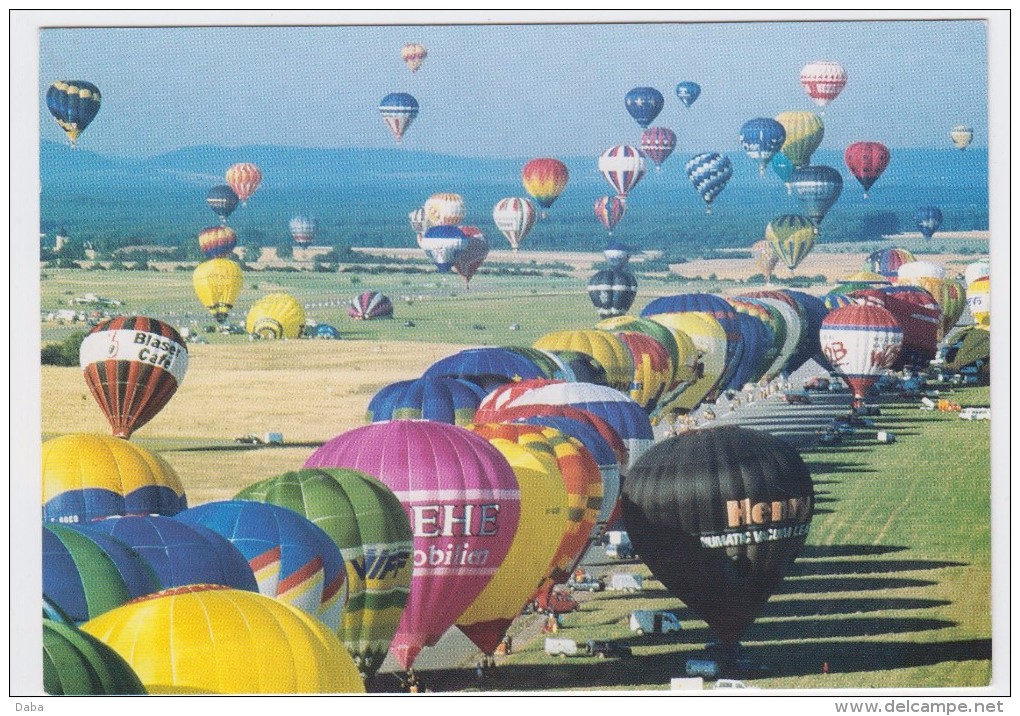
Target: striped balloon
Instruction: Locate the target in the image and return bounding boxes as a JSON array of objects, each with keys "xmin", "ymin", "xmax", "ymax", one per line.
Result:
[
  {"xmin": 774, "ymin": 111, "xmax": 825, "ymax": 169},
  {"xmin": 966, "ymin": 277, "xmax": 990, "ymax": 327},
  {"xmin": 493, "ymin": 196, "xmax": 538, "ymax": 250},
  {"xmin": 640, "ymin": 127, "xmax": 677, "ymax": 169},
  {"xmin": 206, "ymin": 185, "xmax": 239, "ymax": 224},
  {"xmin": 950, "ymin": 125, "xmax": 973, "ymax": 151},
  {"xmin": 867, "ymin": 247, "xmax": 916, "ymax": 279},
  {"xmin": 197, "ymin": 225, "xmax": 237, "ymax": 259},
  {"xmin": 452, "ymin": 226, "xmax": 489, "ymax": 284},
  {"xmin": 790, "ymin": 165, "xmax": 843, "ymax": 230},
  {"xmin": 800, "ymin": 60, "xmax": 848, "ymax": 108},
  {"xmin": 594, "ymin": 195, "xmax": 626, "ymax": 234},
  {"xmin": 225, "ymin": 163, "xmax": 262, "ymax": 205},
  {"xmin": 820, "ymin": 304, "xmax": 903, "ymax": 408},
  {"xmin": 685, "ymin": 152, "xmax": 733, "ymax": 213},
  {"xmin": 765, "ymin": 215, "xmax": 816, "ymax": 271},
  {"xmin": 79, "ymin": 316, "xmax": 189, "ymax": 439},
  {"xmin": 424, "ymin": 192, "xmax": 466, "ymax": 227},
  {"xmin": 401, "ymin": 43, "xmax": 428, "ymax": 73},
  {"xmin": 347, "ymin": 291, "xmax": 393, "ymax": 320},
  {"xmin": 367, "ymin": 376, "xmax": 487, "ymax": 426},
  {"xmin": 598, "ymin": 145, "xmax": 647, "ymax": 197},
  {"xmin": 408, "ymin": 207, "xmax": 430, "ymax": 246},
  {"xmin": 739, "ymin": 118, "xmax": 787, "ymax": 175},
  {"xmin": 289, "ymin": 215, "xmax": 317, "ymax": 246},
  {"xmin": 586, "ymin": 268, "xmax": 638, "ymax": 319},
  {"xmin": 378, "ymin": 92, "xmax": 419, "ymax": 143}
]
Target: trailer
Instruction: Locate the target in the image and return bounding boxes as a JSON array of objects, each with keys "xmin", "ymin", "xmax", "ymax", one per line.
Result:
[
  {"xmin": 544, "ymin": 638, "xmax": 580, "ymax": 658},
  {"xmin": 629, "ymin": 610, "xmax": 682, "ymax": 635},
  {"xmin": 606, "ymin": 573, "xmax": 643, "ymax": 592}
]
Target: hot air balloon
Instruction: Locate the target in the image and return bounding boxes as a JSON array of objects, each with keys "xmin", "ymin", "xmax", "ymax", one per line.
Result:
[
  {"xmin": 967, "ymin": 276, "xmax": 990, "ymax": 327},
  {"xmin": 421, "ymin": 224, "xmax": 468, "ymax": 272},
  {"xmin": 910, "ymin": 277, "xmax": 967, "ymax": 336},
  {"xmin": 347, "ymin": 290, "xmax": 394, "ymax": 320},
  {"xmin": 602, "ymin": 240, "xmax": 638, "ymax": 269},
  {"xmin": 424, "ymin": 192, "xmax": 466, "ymax": 227},
  {"xmin": 455, "ymin": 437, "xmax": 568, "ymax": 659},
  {"xmin": 289, "ymin": 215, "xmax": 318, "ymax": 246},
  {"xmin": 452, "ymin": 226, "xmax": 489, "ymax": 285},
  {"xmin": 423, "ymin": 347, "xmax": 548, "ymax": 390},
  {"xmin": 614, "ymin": 330, "xmax": 673, "ymax": 411},
  {"xmin": 46, "ymin": 80, "xmax": 102, "ymax": 148},
  {"xmin": 963, "ymin": 259, "xmax": 990, "ymax": 288},
  {"xmin": 780, "ymin": 289, "xmax": 834, "ymax": 375},
  {"xmin": 640, "ymin": 126, "xmax": 677, "ymax": 170},
  {"xmin": 586, "ymin": 268, "xmax": 638, "ymax": 320},
  {"xmin": 770, "ymin": 151, "xmax": 796, "ymax": 194},
  {"xmin": 312, "ymin": 324, "xmax": 342, "ymax": 340},
  {"xmin": 304, "ymin": 422, "xmax": 522, "ymax": 672},
  {"xmin": 401, "ymin": 43, "xmax": 428, "ymax": 73},
  {"xmin": 225, "ymin": 163, "xmax": 262, "ymax": 205},
  {"xmin": 79, "ymin": 316, "xmax": 188, "ymax": 439},
  {"xmin": 246, "ymin": 293, "xmax": 305, "ymax": 339},
  {"xmin": 480, "ymin": 381, "xmax": 654, "ymax": 468},
  {"xmin": 492, "ymin": 196, "xmax": 538, "ymax": 251},
  {"xmin": 800, "ymin": 60, "xmax": 848, "ymax": 108},
  {"xmin": 820, "ymin": 303, "xmax": 903, "ymax": 408},
  {"xmin": 844, "ymin": 142, "xmax": 890, "ymax": 198},
  {"xmin": 409, "ymin": 207, "xmax": 431, "ymax": 246},
  {"xmin": 774, "ymin": 111, "xmax": 824, "ymax": 169},
  {"xmin": 597, "ymin": 315, "xmax": 685, "ymax": 388},
  {"xmin": 43, "ymin": 620, "xmax": 147, "ymax": 695},
  {"xmin": 726, "ymin": 297, "xmax": 784, "ymax": 384},
  {"xmin": 622, "ymin": 426, "xmax": 814, "ymax": 657},
  {"xmin": 42, "ymin": 434, "xmax": 187, "ymax": 524},
  {"xmin": 751, "ymin": 240, "xmax": 779, "ymax": 284},
  {"xmin": 765, "ymin": 214, "xmax": 816, "ymax": 271},
  {"xmin": 940, "ymin": 325, "xmax": 990, "ymax": 373},
  {"xmin": 685, "ymin": 152, "xmax": 733, "ymax": 213},
  {"xmin": 950, "ymin": 124, "xmax": 974, "ymax": 150},
  {"xmin": 897, "ymin": 260, "xmax": 946, "ymax": 283},
  {"xmin": 533, "ymin": 329, "xmax": 635, "ymax": 394},
  {"xmin": 737, "ymin": 292, "xmax": 804, "ymax": 383},
  {"xmin": 851, "ymin": 286, "xmax": 940, "ymax": 370},
  {"xmin": 378, "ymin": 92, "xmax": 419, "ymax": 143},
  {"xmin": 594, "ymin": 196, "xmax": 627, "ymax": 234},
  {"xmin": 176, "ymin": 501, "xmax": 347, "ymax": 631},
  {"xmin": 914, "ymin": 206, "xmax": 943, "ymax": 239},
  {"xmin": 83, "ymin": 515, "xmax": 258, "ymax": 592},
  {"xmin": 739, "ymin": 118, "xmax": 787, "ymax": 176},
  {"xmin": 521, "ymin": 159, "xmax": 569, "ymax": 212},
  {"xmin": 193, "ymin": 258, "xmax": 243, "ymax": 323},
  {"xmin": 43, "ymin": 523, "xmax": 161, "ymax": 623},
  {"xmin": 867, "ymin": 247, "xmax": 916, "ymax": 279},
  {"xmin": 366, "ymin": 376, "xmax": 488, "ymax": 425},
  {"xmin": 206, "ymin": 185, "xmax": 239, "ymax": 224},
  {"xmin": 644, "ymin": 312, "xmax": 725, "ymax": 413},
  {"xmin": 675, "ymin": 81, "xmax": 701, "ymax": 108},
  {"xmin": 789, "ymin": 165, "xmax": 843, "ymax": 231},
  {"xmin": 599, "ymin": 145, "xmax": 647, "ymax": 198},
  {"xmin": 624, "ymin": 87, "xmax": 664, "ymax": 129},
  {"xmin": 235, "ymin": 468, "xmax": 414, "ymax": 679},
  {"xmin": 197, "ymin": 225, "xmax": 237, "ymax": 259},
  {"xmin": 81, "ymin": 585, "xmax": 365, "ymax": 694}
]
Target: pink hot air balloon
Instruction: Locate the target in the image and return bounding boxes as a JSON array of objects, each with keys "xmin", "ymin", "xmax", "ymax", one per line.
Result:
[
  {"xmin": 820, "ymin": 304, "xmax": 903, "ymax": 410},
  {"xmin": 303, "ymin": 421, "xmax": 521, "ymax": 671},
  {"xmin": 593, "ymin": 195, "xmax": 626, "ymax": 234}
]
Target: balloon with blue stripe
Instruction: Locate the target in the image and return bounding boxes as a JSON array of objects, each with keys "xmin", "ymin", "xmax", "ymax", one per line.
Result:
[{"xmin": 685, "ymin": 152, "xmax": 733, "ymax": 213}]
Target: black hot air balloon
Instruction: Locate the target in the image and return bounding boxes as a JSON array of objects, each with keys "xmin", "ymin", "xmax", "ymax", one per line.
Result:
[
  {"xmin": 206, "ymin": 185, "xmax": 239, "ymax": 224},
  {"xmin": 622, "ymin": 426, "xmax": 814, "ymax": 658},
  {"xmin": 587, "ymin": 268, "xmax": 637, "ymax": 319}
]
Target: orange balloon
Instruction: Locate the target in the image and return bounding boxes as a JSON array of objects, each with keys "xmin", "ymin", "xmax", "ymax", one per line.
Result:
[
  {"xmin": 522, "ymin": 158, "xmax": 569, "ymax": 209},
  {"xmin": 226, "ymin": 163, "xmax": 262, "ymax": 205}
]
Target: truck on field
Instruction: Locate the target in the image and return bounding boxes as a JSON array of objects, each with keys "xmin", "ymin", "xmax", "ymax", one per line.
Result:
[
  {"xmin": 604, "ymin": 530, "xmax": 634, "ymax": 559},
  {"xmin": 544, "ymin": 638, "xmax": 581, "ymax": 658},
  {"xmin": 629, "ymin": 610, "xmax": 682, "ymax": 636},
  {"xmin": 606, "ymin": 573, "xmax": 643, "ymax": 592}
]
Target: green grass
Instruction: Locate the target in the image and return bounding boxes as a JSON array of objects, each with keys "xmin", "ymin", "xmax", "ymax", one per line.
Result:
[{"xmin": 414, "ymin": 389, "xmax": 992, "ymax": 692}]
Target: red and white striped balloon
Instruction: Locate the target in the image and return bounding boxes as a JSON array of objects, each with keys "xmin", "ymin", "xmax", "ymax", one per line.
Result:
[{"xmin": 819, "ymin": 304, "xmax": 902, "ymax": 408}]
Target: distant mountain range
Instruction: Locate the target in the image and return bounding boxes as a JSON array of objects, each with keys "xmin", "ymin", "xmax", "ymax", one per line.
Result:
[{"xmin": 40, "ymin": 141, "xmax": 989, "ymax": 254}]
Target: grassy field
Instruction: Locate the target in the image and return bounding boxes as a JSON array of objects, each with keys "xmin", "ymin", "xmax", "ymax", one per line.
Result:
[{"xmin": 35, "ymin": 266, "xmax": 994, "ymax": 692}]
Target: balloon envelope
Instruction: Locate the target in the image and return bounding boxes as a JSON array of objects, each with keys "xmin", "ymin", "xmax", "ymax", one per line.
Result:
[
  {"xmin": 401, "ymin": 43, "xmax": 428, "ymax": 72},
  {"xmin": 44, "ymin": 620, "xmax": 146, "ymax": 695},
  {"xmin": 42, "ymin": 434, "xmax": 187, "ymax": 524},
  {"xmin": 622, "ymin": 426, "xmax": 814, "ymax": 646},
  {"xmin": 521, "ymin": 159, "xmax": 569, "ymax": 209},
  {"xmin": 79, "ymin": 316, "xmax": 189, "ymax": 439},
  {"xmin": 675, "ymin": 81, "xmax": 701, "ymax": 107},
  {"xmin": 586, "ymin": 268, "xmax": 638, "ymax": 320},
  {"xmin": 303, "ymin": 422, "xmax": 521, "ymax": 671},
  {"xmin": 913, "ymin": 206, "xmax": 943, "ymax": 239},
  {"xmin": 685, "ymin": 152, "xmax": 733, "ymax": 211},
  {"xmin": 598, "ymin": 145, "xmax": 647, "ymax": 197},
  {"xmin": 225, "ymin": 163, "xmax": 262, "ymax": 205},
  {"xmin": 193, "ymin": 258, "xmax": 243, "ymax": 323},
  {"xmin": 206, "ymin": 185, "xmax": 239, "ymax": 223},
  {"xmin": 820, "ymin": 303, "xmax": 903, "ymax": 404},
  {"xmin": 246, "ymin": 293, "xmax": 305, "ymax": 339},
  {"xmin": 800, "ymin": 60, "xmax": 848, "ymax": 107},
  {"xmin": 624, "ymin": 86, "xmax": 664, "ymax": 128},
  {"xmin": 46, "ymin": 80, "xmax": 102, "ymax": 147},
  {"xmin": 640, "ymin": 126, "xmax": 677, "ymax": 168},
  {"xmin": 81, "ymin": 585, "xmax": 365, "ymax": 694},
  {"xmin": 378, "ymin": 92, "xmax": 419, "ymax": 143},
  {"xmin": 844, "ymin": 142, "xmax": 890, "ymax": 197},
  {"xmin": 493, "ymin": 197, "xmax": 538, "ymax": 250},
  {"xmin": 774, "ymin": 111, "xmax": 824, "ymax": 169},
  {"xmin": 347, "ymin": 290, "xmax": 393, "ymax": 320},
  {"xmin": 289, "ymin": 215, "xmax": 317, "ymax": 246},
  {"xmin": 366, "ymin": 376, "xmax": 488, "ymax": 426},
  {"xmin": 739, "ymin": 118, "xmax": 786, "ymax": 174}
]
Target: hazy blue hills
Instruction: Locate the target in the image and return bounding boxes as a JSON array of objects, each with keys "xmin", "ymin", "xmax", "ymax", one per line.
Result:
[{"xmin": 40, "ymin": 141, "xmax": 988, "ymax": 256}]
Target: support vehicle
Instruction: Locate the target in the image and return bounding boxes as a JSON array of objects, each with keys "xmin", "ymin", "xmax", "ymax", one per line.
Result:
[{"xmin": 629, "ymin": 610, "xmax": 682, "ymax": 635}]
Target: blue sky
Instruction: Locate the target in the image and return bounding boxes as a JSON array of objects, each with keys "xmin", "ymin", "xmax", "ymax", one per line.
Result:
[{"xmin": 38, "ymin": 19, "xmax": 988, "ymax": 159}]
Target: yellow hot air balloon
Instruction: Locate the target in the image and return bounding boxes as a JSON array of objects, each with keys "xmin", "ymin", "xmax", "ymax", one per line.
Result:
[
  {"xmin": 81, "ymin": 585, "xmax": 365, "ymax": 694},
  {"xmin": 774, "ymin": 111, "xmax": 825, "ymax": 169},
  {"xmin": 533, "ymin": 329, "xmax": 634, "ymax": 394},
  {"xmin": 751, "ymin": 239, "xmax": 780, "ymax": 284},
  {"xmin": 907, "ymin": 276, "xmax": 967, "ymax": 337},
  {"xmin": 966, "ymin": 276, "xmax": 989, "ymax": 327},
  {"xmin": 456, "ymin": 439, "xmax": 567, "ymax": 658},
  {"xmin": 246, "ymin": 293, "xmax": 306, "ymax": 339},
  {"xmin": 950, "ymin": 124, "xmax": 974, "ymax": 150},
  {"xmin": 423, "ymin": 192, "xmax": 466, "ymax": 227},
  {"xmin": 43, "ymin": 434, "xmax": 187, "ymax": 525},
  {"xmin": 647, "ymin": 312, "xmax": 727, "ymax": 413},
  {"xmin": 765, "ymin": 215, "xmax": 817, "ymax": 271},
  {"xmin": 193, "ymin": 258, "xmax": 243, "ymax": 323}
]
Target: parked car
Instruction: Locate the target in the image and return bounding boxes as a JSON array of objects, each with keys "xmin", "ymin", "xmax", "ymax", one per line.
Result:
[
  {"xmin": 604, "ymin": 530, "xmax": 635, "ymax": 560},
  {"xmin": 585, "ymin": 640, "xmax": 632, "ymax": 659},
  {"xmin": 781, "ymin": 392, "xmax": 812, "ymax": 405},
  {"xmin": 630, "ymin": 610, "xmax": 682, "ymax": 635},
  {"xmin": 530, "ymin": 587, "xmax": 580, "ymax": 615},
  {"xmin": 713, "ymin": 679, "xmax": 758, "ymax": 690},
  {"xmin": 567, "ymin": 571, "xmax": 605, "ymax": 592}
]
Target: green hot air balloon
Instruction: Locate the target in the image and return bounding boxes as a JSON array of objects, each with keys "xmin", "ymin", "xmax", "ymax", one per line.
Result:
[
  {"xmin": 43, "ymin": 620, "xmax": 147, "ymax": 695},
  {"xmin": 235, "ymin": 468, "xmax": 414, "ymax": 679},
  {"xmin": 765, "ymin": 215, "xmax": 817, "ymax": 272}
]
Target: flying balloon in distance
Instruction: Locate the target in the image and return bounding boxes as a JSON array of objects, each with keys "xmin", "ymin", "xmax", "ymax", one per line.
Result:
[
  {"xmin": 675, "ymin": 81, "xmax": 701, "ymax": 108},
  {"xmin": 378, "ymin": 92, "xmax": 419, "ymax": 143},
  {"xmin": 225, "ymin": 163, "xmax": 262, "ymax": 206},
  {"xmin": 774, "ymin": 111, "xmax": 824, "ymax": 169},
  {"xmin": 193, "ymin": 258, "xmax": 243, "ymax": 323},
  {"xmin": 289, "ymin": 216, "xmax": 318, "ymax": 246},
  {"xmin": 522, "ymin": 158, "xmax": 569, "ymax": 214},
  {"xmin": 46, "ymin": 80, "xmax": 101, "ymax": 148},
  {"xmin": 950, "ymin": 125, "xmax": 973, "ymax": 150},
  {"xmin": 844, "ymin": 142, "xmax": 890, "ymax": 198},
  {"xmin": 685, "ymin": 152, "xmax": 733, "ymax": 213},
  {"xmin": 206, "ymin": 185, "xmax": 239, "ymax": 224},
  {"xmin": 493, "ymin": 197, "xmax": 538, "ymax": 251},
  {"xmin": 640, "ymin": 127, "xmax": 677, "ymax": 171},
  {"xmin": 197, "ymin": 225, "xmax": 237, "ymax": 259},
  {"xmin": 401, "ymin": 43, "xmax": 428, "ymax": 73},
  {"xmin": 913, "ymin": 206, "xmax": 943, "ymax": 239},
  {"xmin": 800, "ymin": 60, "xmax": 848, "ymax": 109},
  {"xmin": 739, "ymin": 118, "xmax": 787, "ymax": 176},
  {"xmin": 594, "ymin": 196, "xmax": 626, "ymax": 235},
  {"xmin": 598, "ymin": 145, "xmax": 647, "ymax": 199},
  {"xmin": 624, "ymin": 87, "xmax": 665, "ymax": 129}
]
